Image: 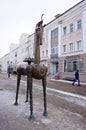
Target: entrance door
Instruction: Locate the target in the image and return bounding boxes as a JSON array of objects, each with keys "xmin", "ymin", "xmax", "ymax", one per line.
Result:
[
  {"xmin": 51, "ymin": 62, "xmax": 58, "ymax": 75},
  {"xmin": 56, "ymin": 63, "xmax": 58, "ymax": 73}
]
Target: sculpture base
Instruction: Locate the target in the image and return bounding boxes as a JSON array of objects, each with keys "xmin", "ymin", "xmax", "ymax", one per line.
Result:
[
  {"xmin": 43, "ymin": 111, "xmax": 48, "ymax": 116},
  {"xmin": 14, "ymin": 102, "xmax": 18, "ymax": 106},
  {"xmin": 25, "ymin": 100, "xmax": 29, "ymax": 103},
  {"xmin": 28, "ymin": 115, "xmax": 35, "ymax": 121}
]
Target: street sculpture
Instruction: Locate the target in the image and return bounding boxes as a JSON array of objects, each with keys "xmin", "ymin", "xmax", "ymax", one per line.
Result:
[{"xmin": 14, "ymin": 15, "xmax": 48, "ymax": 120}]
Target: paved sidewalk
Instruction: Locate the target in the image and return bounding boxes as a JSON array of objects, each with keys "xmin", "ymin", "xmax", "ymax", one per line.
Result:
[
  {"xmin": 51, "ymin": 78, "xmax": 86, "ymax": 85},
  {"xmin": 0, "ymin": 72, "xmax": 86, "ymax": 130},
  {"xmin": 0, "ymin": 90, "xmax": 86, "ymax": 130}
]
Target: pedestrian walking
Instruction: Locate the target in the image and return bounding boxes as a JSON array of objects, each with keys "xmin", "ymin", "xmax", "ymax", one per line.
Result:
[
  {"xmin": 7, "ymin": 65, "xmax": 11, "ymax": 78},
  {"xmin": 72, "ymin": 70, "xmax": 80, "ymax": 86}
]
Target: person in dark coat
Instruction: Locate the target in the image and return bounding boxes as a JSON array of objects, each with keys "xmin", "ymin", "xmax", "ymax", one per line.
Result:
[
  {"xmin": 72, "ymin": 70, "xmax": 80, "ymax": 86},
  {"xmin": 7, "ymin": 65, "xmax": 11, "ymax": 78}
]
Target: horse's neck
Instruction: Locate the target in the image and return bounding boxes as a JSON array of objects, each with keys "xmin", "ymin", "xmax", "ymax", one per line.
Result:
[{"xmin": 34, "ymin": 37, "xmax": 40, "ymax": 64}]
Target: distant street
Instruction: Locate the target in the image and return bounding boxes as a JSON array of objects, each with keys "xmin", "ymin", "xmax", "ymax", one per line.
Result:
[{"xmin": 0, "ymin": 72, "xmax": 86, "ymax": 130}]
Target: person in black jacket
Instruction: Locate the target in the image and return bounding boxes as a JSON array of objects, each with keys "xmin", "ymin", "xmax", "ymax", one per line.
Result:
[
  {"xmin": 7, "ymin": 65, "xmax": 11, "ymax": 78},
  {"xmin": 72, "ymin": 70, "xmax": 80, "ymax": 86}
]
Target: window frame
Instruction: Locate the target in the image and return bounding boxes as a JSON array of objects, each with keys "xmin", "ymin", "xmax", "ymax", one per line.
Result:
[
  {"xmin": 63, "ymin": 45, "xmax": 67, "ymax": 53},
  {"xmin": 64, "ymin": 59, "xmax": 84, "ymax": 72},
  {"xmin": 77, "ymin": 40, "xmax": 82, "ymax": 50},
  {"xmin": 63, "ymin": 26, "xmax": 67, "ymax": 35},
  {"xmin": 46, "ymin": 50, "xmax": 48, "ymax": 57},
  {"xmin": 70, "ymin": 23, "xmax": 74, "ymax": 33},
  {"xmin": 51, "ymin": 28, "xmax": 58, "ymax": 39},
  {"xmin": 69, "ymin": 42, "xmax": 74, "ymax": 52},
  {"xmin": 77, "ymin": 19, "xmax": 82, "ymax": 29}
]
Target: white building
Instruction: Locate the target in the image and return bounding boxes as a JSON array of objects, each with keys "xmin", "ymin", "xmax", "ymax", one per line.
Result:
[
  {"xmin": 53, "ymin": 0, "xmax": 86, "ymax": 82},
  {"xmin": 0, "ymin": 53, "xmax": 9, "ymax": 71},
  {"xmin": 0, "ymin": 0, "xmax": 86, "ymax": 82}
]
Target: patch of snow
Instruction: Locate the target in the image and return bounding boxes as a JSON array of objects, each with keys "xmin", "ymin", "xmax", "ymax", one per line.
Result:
[{"xmin": 41, "ymin": 118, "xmax": 52, "ymax": 125}]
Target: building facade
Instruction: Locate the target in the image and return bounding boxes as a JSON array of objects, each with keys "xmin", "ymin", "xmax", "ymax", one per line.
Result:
[
  {"xmin": 55, "ymin": 0, "xmax": 86, "ymax": 82},
  {"xmin": 0, "ymin": 0, "xmax": 86, "ymax": 82}
]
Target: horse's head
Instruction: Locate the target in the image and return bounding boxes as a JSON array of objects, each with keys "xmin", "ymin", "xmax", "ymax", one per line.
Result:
[{"xmin": 35, "ymin": 20, "xmax": 44, "ymax": 45}]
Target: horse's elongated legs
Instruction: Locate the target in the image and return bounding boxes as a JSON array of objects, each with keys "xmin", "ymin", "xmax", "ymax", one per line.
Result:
[
  {"xmin": 25, "ymin": 76, "xmax": 29, "ymax": 102},
  {"xmin": 42, "ymin": 77, "xmax": 48, "ymax": 116},
  {"xmin": 14, "ymin": 74, "xmax": 21, "ymax": 105},
  {"xmin": 27, "ymin": 75, "xmax": 35, "ymax": 120}
]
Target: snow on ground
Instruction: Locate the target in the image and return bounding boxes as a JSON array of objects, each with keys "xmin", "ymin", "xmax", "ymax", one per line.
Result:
[{"xmin": 0, "ymin": 89, "xmax": 86, "ymax": 130}]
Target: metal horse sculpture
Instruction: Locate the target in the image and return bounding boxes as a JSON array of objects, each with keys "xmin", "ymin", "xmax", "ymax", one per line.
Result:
[{"xmin": 14, "ymin": 15, "xmax": 48, "ymax": 120}]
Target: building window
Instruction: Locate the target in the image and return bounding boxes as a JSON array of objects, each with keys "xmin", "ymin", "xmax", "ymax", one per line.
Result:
[
  {"xmin": 51, "ymin": 46, "xmax": 58, "ymax": 54},
  {"xmin": 15, "ymin": 52, "xmax": 17, "ymax": 57},
  {"xmin": 77, "ymin": 20, "xmax": 82, "ymax": 29},
  {"xmin": 43, "ymin": 35, "xmax": 48, "ymax": 44},
  {"xmin": 46, "ymin": 50, "xmax": 48, "ymax": 57},
  {"xmin": 63, "ymin": 45, "xmax": 67, "ymax": 53},
  {"xmin": 63, "ymin": 26, "xmax": 67, "ymax": 35},
  {"xmin": 64, "ymin": 59, "xmax": 84, "ymax": 72},
  {"xmin": 77, "ymin": 40, "xmax": 82, "ymax": 50},
  {"xmin": 51, "ymin": 47, "xmax": 55, "ymax": 54},
  {"xmin": 42, "ymin": 51, "xmax": 44, "ymax": 57},
  {"xmin": 51, "ymin": 28, "xmax": 58, "ymax": 39},
  {"xmin": 7, "ymin": 61, "xmax": 9, "ymax": 64},
  {"xmin": 69, "ymin": 43, "xmax": 74, "ymax": 52},
  {"xmin": 70, "ymin": 23, "xmax": 74, "ymax": 33}
]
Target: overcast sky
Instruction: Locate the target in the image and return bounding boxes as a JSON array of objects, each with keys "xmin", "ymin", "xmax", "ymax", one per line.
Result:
[{"xmin": 0, "ymin": 0, "xmax": 81, "ymax": 58}]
